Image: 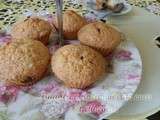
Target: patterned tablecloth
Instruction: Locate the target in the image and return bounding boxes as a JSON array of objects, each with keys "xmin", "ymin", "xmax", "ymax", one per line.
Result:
[{"xmin": 0, "ymin": 0, "xmax": 160, "ymax": 31}]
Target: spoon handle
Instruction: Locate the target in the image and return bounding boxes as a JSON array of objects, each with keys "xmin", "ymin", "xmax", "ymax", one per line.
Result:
[{"xmin": 56, "ymin": 0, "xmax": 64, "ymax": 46}]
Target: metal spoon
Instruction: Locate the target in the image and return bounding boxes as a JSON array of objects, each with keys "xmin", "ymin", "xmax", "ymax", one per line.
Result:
[{"xmin": 55, "ymin": 0, "xmax": 64, "ymax": 46}]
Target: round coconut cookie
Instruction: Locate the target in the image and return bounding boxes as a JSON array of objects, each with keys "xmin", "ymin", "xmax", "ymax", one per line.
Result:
[
  {"xmin": 78, "ymin": 22, "xmax": 122, "ymax": 56},
  {"xmin": 0, "ymin": 39, "xmax": 50, "ymax": 86},
  {"xmin": 11, "ymin": 17, "xmax": 52, "ymax": 45},
  {"xmin": 51, "ymin": 44, "xmax": 106, "ymax": 89},
  {"xmin": 54, "ymin": 10, "xmax": 87, "ymax": 40}
]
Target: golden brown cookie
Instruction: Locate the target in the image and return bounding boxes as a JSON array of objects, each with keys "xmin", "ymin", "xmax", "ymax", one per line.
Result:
[
  {"xmin": 0, "ymin": 39, "xmax": 50, "ymax": 86},
  {"xmin": 78, "ymin": 22, "xmax": 122, "ymax": 56},
  {"xmin": 11, "ymin": 17, "xmax": 52, "ymax": 45},
  {"xmin": 51, "ymin": 44, "xmax": 106, "ymax": 89},
  {"xmin": 54, "ymin": 10, "xmax": 87, "ymax": 40}
]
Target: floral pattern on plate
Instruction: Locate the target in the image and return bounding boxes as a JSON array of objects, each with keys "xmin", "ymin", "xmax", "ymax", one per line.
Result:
[{"xmin": 0, "ymin": 15, "xmax": 142, "ymax": 120}]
